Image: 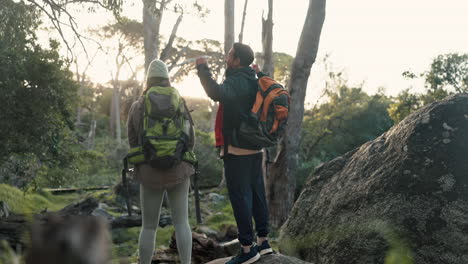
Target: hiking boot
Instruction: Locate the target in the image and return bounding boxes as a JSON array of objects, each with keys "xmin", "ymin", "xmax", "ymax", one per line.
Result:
[
  {"xmin": 225, "ymin": 246, "xmax": 260, "ymax": 264},
  {"xmin": 255, "ymin": 240, "xmax": 274, "ymax": 255}
]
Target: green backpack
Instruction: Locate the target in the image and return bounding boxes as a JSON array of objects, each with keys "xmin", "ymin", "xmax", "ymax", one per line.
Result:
[{"xmin": 127, "ymin": 86, "xmax": 197, "ymax": 169}]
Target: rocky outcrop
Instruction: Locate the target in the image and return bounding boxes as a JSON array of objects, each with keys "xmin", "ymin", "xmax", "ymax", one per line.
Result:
[{"xmin": 280, "ymin": 94, "xmax": 468, "ymax": 264}]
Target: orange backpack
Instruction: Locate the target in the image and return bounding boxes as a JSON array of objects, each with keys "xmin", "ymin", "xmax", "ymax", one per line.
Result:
[{"xmin": 238, "ymin": 75, "xmax": 290, "ymax": 148}]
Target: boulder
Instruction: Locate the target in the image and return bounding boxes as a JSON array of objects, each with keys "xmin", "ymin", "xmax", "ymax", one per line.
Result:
[
  {"xmin": 217, "ymin": 224, "xmax": 238, "ymax": 242},
  {"xmin": 208, "ymin": 193, "xmax": 226, "ymax": 204},
  {"xmin": 196, "ymin": 226, "xmax": 219, "ymax": 240},
  {"xmin": 280, "ymin": 94, "xmax": 468, "ymax": 264},
  {"xmin": 92, "ymin": 208, "xmax": 115, "ymax": 221}
]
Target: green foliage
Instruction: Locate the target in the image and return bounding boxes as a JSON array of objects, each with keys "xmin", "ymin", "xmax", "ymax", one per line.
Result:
[
  {"xmin": 295, "ymin": 158, "xmax": 323, "ymax": 197},
  {"xmin": 425, "ymin": 53, "xmax": 468, "ymax": 93},
  {"xmin": 194, "ymin": 130, "xmax": 223, "ymax": 188},
  {"xmin": 102, "ymin": 17, "xmax": 144, "ymax": 49},
  {"xmin": 0, "ymin": 0, "xmax": 80, "ymax": 188},
  {"xmin": 111, "ymin": 225, "xmax": 175, "ymax": 258},
  {"xmin": 279, "ymin": 219, "xmax": 413, "ymax": 264},
  {"xmin": 300, "ymin": 85, "xmax": 393, "ymax": 191},
  {"xmin": 0, "ymin": 184, "xmax": 49, "ymax": 214},
  {"xmin": 184, "ymin": 98, "xmax": 223, "ymax": 188},
  {"xmin": 205, "ymin": 196, "xmax": 236, "ymax": 231},
  {"xmin": 0, "ymin": 240, "xmax": 21, "ymax": 264},
  {"xmin": 0, "ymin": 184, "xmax": 78, "ymax": 214},
  {"xmin": 254, "ymin": 51, "xmax": 294, "ymax": 84},
  {"xmin": 387, "ymin": 89, "xmax": 421, "ymax": 123},
  {"xmin": 111, "ymin": 227, "xmax": 140, "ymax": 257},
  {"xmin": 155, "ymin": 226, "xmax": 176, "ymax": 248},
  {"xmin": 272, "ymin": 52, "xmax": 294, "ymax": 84},
  {"xmin": 389, "ymin": 53, "xmax": 467, "ymax": 123},
  {"xmin": 185, "ymin": 97, "xmax": 214, "ymax": 133}
]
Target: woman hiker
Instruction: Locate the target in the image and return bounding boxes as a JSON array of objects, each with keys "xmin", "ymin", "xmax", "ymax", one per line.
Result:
[{"xmin": 127, "ymin": 59, "xmax": 195, "ymax": 264}]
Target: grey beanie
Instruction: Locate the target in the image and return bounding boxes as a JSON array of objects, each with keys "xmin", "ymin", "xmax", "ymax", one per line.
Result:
[{"xmin": 146, "ymin": 59, "xmax": 169, "ymax": 79}]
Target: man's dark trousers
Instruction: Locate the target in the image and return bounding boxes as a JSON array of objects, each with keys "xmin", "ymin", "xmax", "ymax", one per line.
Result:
[{"xmin": 224, "ymin": 152, "xmax": 269, "ymax": 246}]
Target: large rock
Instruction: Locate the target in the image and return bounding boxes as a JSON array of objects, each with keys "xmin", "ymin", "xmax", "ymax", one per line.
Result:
[{"xmin": 280, "ymin": 94, "xmax": 468, "ymax": 264}]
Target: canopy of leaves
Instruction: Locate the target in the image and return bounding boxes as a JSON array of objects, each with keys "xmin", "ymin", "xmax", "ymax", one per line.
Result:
[
  {"xmin": 426, "ymin": 53, "xmax": 468, "ymax": 93},
  {"xmin": 298, "ymin": 82, "xmax": 393, "ymax": 197},
  {"xmin": 389, "ymin": 53, "xmax": 467, "ymax": 123},
  {"xmin": 254, "ymin": 51, "xmax": 294, "ymax": 85},
  {"xmin": 0, "ymin": 0, "xmax": 79, "ymax": 187}
]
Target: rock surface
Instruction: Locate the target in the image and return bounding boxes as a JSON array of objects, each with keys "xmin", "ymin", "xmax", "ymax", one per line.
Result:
[{"xmin": 280, "ymin": 94, "xmax": 468, "ymax": 264}]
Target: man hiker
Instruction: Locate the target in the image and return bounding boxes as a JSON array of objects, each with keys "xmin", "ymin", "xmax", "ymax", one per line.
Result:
[{"xmin": 196, "ymin": 43, "xmax": 273, "ymax": 264}]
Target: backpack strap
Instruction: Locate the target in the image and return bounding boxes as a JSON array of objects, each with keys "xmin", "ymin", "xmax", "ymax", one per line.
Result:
[
  {"xmin": 251, "ymin": 91, "xmax": 264, "ymax": 114},
  {"xmin": 261, "ymin": 89, "xmax": 286, "ymax": 121},
  {"xmin": 137, "ymin": 96, "xmax": 146, "ymax": 146}
]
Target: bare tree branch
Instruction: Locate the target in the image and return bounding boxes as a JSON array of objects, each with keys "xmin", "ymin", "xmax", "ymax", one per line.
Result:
[
  {"xmin": 159, "ymin": 11, "xmax": 184, "ymax": 61},
  {"xmin": 27, "ymin": 0, "xmax": 120, "ymax": 60},
  {"xmin": 238, "ymin": 0, "xmax": 248, "ymax": 43}
]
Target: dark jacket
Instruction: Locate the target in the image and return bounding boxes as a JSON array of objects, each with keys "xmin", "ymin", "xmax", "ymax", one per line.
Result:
[{"xmin": 197, "ymin": 64, "xmax": 260, "ymax": 149}]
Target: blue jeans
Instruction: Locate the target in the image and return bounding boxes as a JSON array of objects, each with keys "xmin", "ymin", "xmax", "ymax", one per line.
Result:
[{"xmin": 224, "ymin": 152, "xmax": 270, "ymax": 246}]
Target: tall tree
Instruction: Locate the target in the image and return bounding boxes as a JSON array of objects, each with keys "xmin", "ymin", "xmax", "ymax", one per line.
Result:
[
  {"xmin": 224, "ymin": 0, "xmax": 235, "ymax": 55},
  {"xmin": 142, "ymin": 1, "xmax": 208, "ymax": 71},
  {"xmin": 238, "ymin": 0, "xmax": 249, "ymax": 43},
  {"xmin": 95, "ymin": 18, "xmax": 144, "ymax": 143},
  {"xmin": 267, "ymin": 0, "xmax": 327, "ymax": 228},
  {"xmin": 143, "ymin": 0, "xmax": 164, "ymax": 71},
  {"xmin": 73, "ymin": 50, "xmax": 98, "ymax": 127},
  {"xmin": 0, "ymin": 0, "xmax": 79, "ymax": 187},
  {"xmin": 261, "ymin": 0, "xmax": 274, "ymax": 76},
  {"xmin": 217, "ymin": 0, "xmax": 236, "ymax": 188}
]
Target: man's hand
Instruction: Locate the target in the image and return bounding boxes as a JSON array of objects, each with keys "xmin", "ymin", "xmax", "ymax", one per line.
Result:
[
  {"xmin": 251, "ymin": 64, "xmax": 261, "ymax": 73},
  {"xmin": 196, "ymin": 57, "xmax": 208, "ymax": 65}
]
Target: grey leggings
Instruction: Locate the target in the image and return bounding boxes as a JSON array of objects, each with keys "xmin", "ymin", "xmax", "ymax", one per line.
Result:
[{"xmin": 138, "ymin": 177, "xmax": 192, "ymax": 264}]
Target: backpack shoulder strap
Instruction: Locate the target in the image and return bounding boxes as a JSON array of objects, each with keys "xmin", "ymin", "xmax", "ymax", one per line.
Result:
[{"xmin": 137, "ymin": 96, "xmax": 145, "ymax": 145}]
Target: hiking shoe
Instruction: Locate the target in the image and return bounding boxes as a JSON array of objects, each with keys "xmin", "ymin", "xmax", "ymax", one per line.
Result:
[
  {"xmin": 255, "ymin": 240, "xmax": 274, "ymax": 255},
  {"xmin": 225, "ymin": 246, "xmax": 260, "ymax": 264}
]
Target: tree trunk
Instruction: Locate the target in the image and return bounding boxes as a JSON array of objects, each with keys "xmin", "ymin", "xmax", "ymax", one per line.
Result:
[
  {"xmin": 87, "ymin": 119, "xmax": 96, "ymax": 150},
  {"xmin": 261, "ymin": 0, "xmax": 274, "ymax": 76},
  {"xmin": 110, "ymin": 89, "xmax": 116, "ymax": 138},
  {"xmin": 238, "ymin": 0, "xmax": 249, "ymax": 43},
  {"xmin": 224, "ymin": 0, "xmax": 235, "ymax": 55},
  {"xmin": 143, "ymin": 0, "xmax": 166, "ymax": 71},
  {"xmin": 114, "ymin": 83, "xmax": 121, "ymax": 144},
  {"xmin": 218, "ymin": 0, "xmax": 235, "ymax": 188},
  {"xmin": 267, "ymin": 0, "xmax": 326, "ymax": 229},
  {"xmin": 76, "ymin": 94, "xmax": 82, "ymax": 126}
]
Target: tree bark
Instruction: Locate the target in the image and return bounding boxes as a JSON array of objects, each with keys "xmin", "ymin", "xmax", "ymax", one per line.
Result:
[
  {"xmin": 159, "ymin": 12, "xmax": 184, "ymax": 62},
  {"xmin": 261, "ymin": 0, "xmax": 274, "ymax": 76},
  {"xmin": 87, "ymin": 119, "xmax": 97, "ymax": 150},
  {"xmin": 143, "ymin": 0, "xmax": 166, "ymax": 71},
  {"xmin": 224, "ymin": 0, "xmax": 235, "ymax": 55},
  {"xmin": 114, "ymin": 84, "xmax": 122, "ymax": 144},
  {"xmin": 267, "ymin": 0, "xmax": 326, "ymax": 229},
  {"xmin": 238, "ymin": 0, "xmax": 249, "ymax": 43},
  {"xmin": 111, "ymin": 46, "xmax": 124, "ymax": 144}
]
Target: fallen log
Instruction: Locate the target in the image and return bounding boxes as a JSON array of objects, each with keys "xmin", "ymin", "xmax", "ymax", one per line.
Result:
[
  {"xmin": 0, "ymin": 197, "xmax": 171, "ymax": 249},
  {"xmin": 43, "ymin": 186, "xmax": 111, "ymax": 194}
]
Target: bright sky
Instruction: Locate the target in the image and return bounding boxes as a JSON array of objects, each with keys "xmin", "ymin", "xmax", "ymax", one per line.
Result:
[{"xmin": 46, "ymin": 0, "xmax": 468, "ymax": 106}]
